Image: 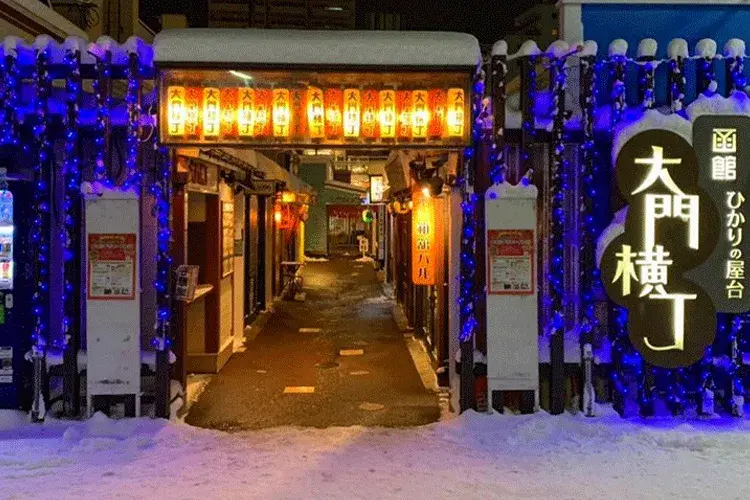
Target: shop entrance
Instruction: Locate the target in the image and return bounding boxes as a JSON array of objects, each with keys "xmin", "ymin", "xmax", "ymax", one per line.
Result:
[{"xmin": 154, "ymin": 28, "xmax": 479, "ymax": 428}]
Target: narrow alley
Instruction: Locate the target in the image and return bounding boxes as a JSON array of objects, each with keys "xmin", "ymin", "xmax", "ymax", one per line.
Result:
[{"xmin": 185, "ymin": 258, "xmax": 440, "ymax": 431}]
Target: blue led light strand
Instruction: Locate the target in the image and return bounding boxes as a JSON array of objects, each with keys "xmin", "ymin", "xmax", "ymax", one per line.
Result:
[
  {"xmin": 610, "ymin": 55, "xmax": 627, "ymax": 127},
  {"xmin": 489, "ymin": 54, "xmax": 507, "ymax": 185},
  {"xmin": 31, "ymin": 43, "xmax": 52, "ymax": 350},
  {"xmin": 520, "ymin": 55, "xmax": 537, "ymax": 184},
  {"xmin": 93, "ymin": 50, "xmax": 112, "ymax": 184},
  {"xmin": 62, "ymin": 45, "xmax": 82, "ymax": 350},
  {"xmin": 1, "ymin": 50, "xmax": 20, "ymax": 147},
  {"xmin": 124, "ymin": 50, "xmax": 142, "ymax": 189},
  {"xmin": 641, "ymin": 61, "xmax": 655, "ymax": 110},
  {"xmin": 668, "ymin": 56, "xmax": 686, "ymax": 114},
  {"xmin": 151, "ymin": 140, "xmax": 173, "ymax": 351}
]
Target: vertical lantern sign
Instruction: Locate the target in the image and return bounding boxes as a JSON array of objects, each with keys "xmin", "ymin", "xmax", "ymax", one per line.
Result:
[
  {"xmin": 272, "ymin": 88, "xmax": 291, "ymax": 137},
  {"xmin": 325, "ymin": 88, "xmax": 343, "ymax": 138},
  {"xmin": 238, "ymin": 87, "xmax": 254, "ymax": 137},
  {"xmin": 397, "ymin": 90, "xmax": 412, "ymax": 139},
  {"xmin": 343, "ymin": 89, "xmax": 361, "ymax": 138},
  {"xmin": 362, "ymin": 90, "xmax": 378, "ymax": 139},
  {"xmin": 291, "ymin": 89, "xmax": 306, "ymax": 138},
  {"xmin": 412, "ymin": 189, "xmax": 436, "ymax": 285},
  {"xmin": 428, "ymin": 89, "xmax": 446, "ymax": 138},
  {"xmin": 202, "ymin": 87, "xmax": 220, "ymax": 137},
  {"xmin": 379, "ymin": 90, "xmax": 396, "ymax": 139},
  {"xmin": 254, "ymin": 88, "xmax": 272, "ymax": 137},
  {"xmin": 446, "ymin": 88, "xmax": 465, "ymax": 138},
  {"xmin": 167, "ymin": 86, "xmax": 185, "ymax": 136},
  {"xmin": 307, "ymin": 87, "xmax": 325, "ymax": 139},
  {"xmin": 220, "ymin": 87, "xmax": 238, "ymax": 137},
  {"xmin": 185, "ymin": 87, "xmax": 202, "ymax": 137},
  {"xmin": 411, "ymin": 90, "xmax": 429, "ymax": 139}
]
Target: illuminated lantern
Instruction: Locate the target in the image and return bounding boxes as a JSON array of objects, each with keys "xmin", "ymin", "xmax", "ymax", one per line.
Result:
[
  {"xmin": 291, "ymin": 89, "xmax": 306, "ymax": 137},
  {"xmin": 167, "ymin": 86, "xmax": 186, "ymax": 136},
  {"xmin": 411, "ymin": 188, "xmax": 436, "ymax": 285},
  {"xmin": 324, "ymin": 88, "xmax": 343, "ymax": 138},
  {"xmin": 361, "ymin": 90, "xmax": 379, "ymax": 138},
  {"xmin": 306, "ymin": 87, "xmax": 325, "ymax": 139},
  {"xmin": 343, "ymin": 89, "xmax": 361, "ymax": 138},
  {"xmin": 254, "ymin": 89, "xmax": 272, "ymax": 137},
  {"xmin": 202, "ymin": 87, "xmax": 221, "ymax": 137},
  {"xmin": 274, "ymin": 203, "xmax": 282, "ymax": 224},
  {"xmin": 220, "ymin": 87, "xmax": 238, "ymax": 137},
  {"xmin": 428, "ymin": 89, "xmax": 447, "ymax": 138},
  {"xmin": 185, "ymin": 87, "xmax": 202, "ymax": 137},
  {"xmin": 411, "ymin": 90, "xmax": 429, "ymax": 139},
  {"xmin": 397, "ymin": 90, "xmax": 412, "ymax": 139},
  {"xmin": 272, "ymin": 88, "xmax": 291, "ymax": 137},
  {"xmin": 379, "ymin": 90, "xmax": 396, "ymax": 139},
  {"xmin": 446, "ymin": 88, "xmax": 465, "ymax": 138},
  {"xmin": 238, "ymin": 87, "xmax": 255, "ymax": 137}
]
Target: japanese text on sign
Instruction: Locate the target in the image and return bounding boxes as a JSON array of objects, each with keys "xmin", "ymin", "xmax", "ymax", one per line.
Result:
[{"xmin": 411, "ymin": 190, "xmax": 436, "ymax": 285}]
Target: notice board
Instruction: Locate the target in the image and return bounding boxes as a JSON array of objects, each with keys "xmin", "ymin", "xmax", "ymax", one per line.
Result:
[
  {"xmin": 84, "ymin": 189, "xmax": 141, "ymax": 415},
  {"xmin": 487, "ymin": 229, "xmax": 534, "ymax": 295}
]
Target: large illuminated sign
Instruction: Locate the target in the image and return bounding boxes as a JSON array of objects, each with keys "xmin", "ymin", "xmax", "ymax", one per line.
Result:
[
  {"xmin": 158, "ymin": 69, "xmax": 471, "ymax": 148},
  {"xmin": 601, "ymin": 130, "xmax": 721, "ymax": 368}
]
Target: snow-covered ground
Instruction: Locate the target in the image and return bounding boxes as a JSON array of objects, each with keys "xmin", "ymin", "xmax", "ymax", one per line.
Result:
[{"xmin": 2, "ymin": 409, "xmax": 750, "ymax": 499}]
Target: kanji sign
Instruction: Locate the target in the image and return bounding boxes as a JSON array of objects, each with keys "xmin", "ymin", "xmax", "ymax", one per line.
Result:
[
  {"xmin": 87, "ymin": 233, "xmax": 137, "ymax": 301},
  {"xmin": 411, "ymin": 189, "xmax": 436, "ymax": 285},
  {"xmin": 601, "ymin": 130, "xmax": 721, "ymax": 368},
  {"xmin": 487, "ymin": 230, "xmax": 534, "ymax": 295},
  {"xmin": 688, "ymin": 116, "xmax": 750, "ymax": 313}
]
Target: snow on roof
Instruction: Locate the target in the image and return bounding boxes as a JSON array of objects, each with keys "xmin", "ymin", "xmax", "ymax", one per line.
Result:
[{"xmin": 153, "ymin": 29, "xmax": 481, "ymax": 68}]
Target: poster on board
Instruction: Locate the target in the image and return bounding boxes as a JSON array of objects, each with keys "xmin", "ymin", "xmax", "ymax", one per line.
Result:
[
  {"xmin": 487, "ymin": 229, "xmax": 534, "ymax": 295},
  {"xmin": 87, "ymin": 233, "xmax": 137, "ymax": 300}
]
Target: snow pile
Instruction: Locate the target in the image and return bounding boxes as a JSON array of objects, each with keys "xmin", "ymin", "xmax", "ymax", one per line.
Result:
[
  {"xmin": 3, "ymin": 410, "xmax": 750, "ymax": 498},
  {"xmin": 686, "ymin": 91, "xmax": 750, "ymax": 120},
  {"xmin": 596, "ymin": 206, "xmax": 628, "ymax": 268},
  {"xmin": 612, "ymin": 109, "xmax": 691, "ymax": 165}
]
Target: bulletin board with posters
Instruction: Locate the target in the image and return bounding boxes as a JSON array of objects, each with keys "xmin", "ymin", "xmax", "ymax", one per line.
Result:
[
  {"xmin": 87, "ymin": 233, "xmax": 137, "ymax": 300},
  {"xmin": 487, "ymin": 229, "xmax": 534, "ymax": 295},
  {"xmin": 222, "ymin": 202, "xmax": 234, "ymax": 276}
]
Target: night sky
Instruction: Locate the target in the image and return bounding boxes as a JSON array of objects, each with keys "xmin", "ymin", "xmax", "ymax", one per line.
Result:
[{"xmin": 140, "ymin": 0, "xmax": 547, "ymax": 45}]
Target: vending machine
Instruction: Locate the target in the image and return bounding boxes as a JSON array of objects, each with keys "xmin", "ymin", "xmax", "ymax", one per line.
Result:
[{"xmin": 0, "ymin": 172, "xmax": 33, "ymax": 410}]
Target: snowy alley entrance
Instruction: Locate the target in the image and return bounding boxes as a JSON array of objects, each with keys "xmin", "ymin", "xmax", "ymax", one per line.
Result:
[{"xmin": 185, "ymin": 258, "xmax": 440, "ymax": 430}]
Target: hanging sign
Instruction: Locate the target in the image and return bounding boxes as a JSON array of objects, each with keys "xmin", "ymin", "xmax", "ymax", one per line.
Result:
[
  {"xmin": 369, "ymin": 175, "xmax": 385, "ymax": 203},
  {"xmin": 487, "ymin": 229, "xmax": 534, "ymax": 295},
  {"xmin": 687, "ymin": 116, "xmax": 750, "ymax": 312},
  {"xmin": 600, "ymin": 130, "xmax": 722, "ymax": 368},
  {"xmin": 87, "ymin": 233, "xmax": 137, "ymax": 300},
  {"xmin": 159, "ymin": 69, "xmax": 470, "ymax": 147},
  {"xmin": 411, "ymin": 190, "xmax": 436, "ymax": 285}
]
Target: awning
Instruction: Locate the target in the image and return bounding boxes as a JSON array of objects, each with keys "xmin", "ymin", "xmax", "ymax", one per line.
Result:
[{"xmin": 153, "ymin": 29, "xmax": 480, "ymax": 69}]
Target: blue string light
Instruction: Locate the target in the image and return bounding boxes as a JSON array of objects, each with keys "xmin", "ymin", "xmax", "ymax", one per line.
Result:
[
  {"xmin": 610, "ymin": 55, "xmax": 627, "ymax": 126},
  {"xmin": 548, "ymin": 56, "xmax": 567, "ymax": 338},
  {"xmin": 31, "ymin": 44, "xmax": 52, "ymax": 350},
  {"xmin": 489, "ymin": 55, "xmax": 507, "ymax": 185},
  {"xmin": 1, "ymin": 51, "xmax": 20, "ymax": 147},
  {"xmin": 668, "ymin": 57, "xmax": 686, "ymax": 113},
  {"xmin": 728, "ymin": 55, "xmax": 746, "ymax": 93},
  {"xmin": 123, "ymin": 50, "xmax": 142, "ymax": 190},
  {"xmin": 520, "ymin": 55, "xmax": 537, "ymax": 184},
  {"xmin": 150, "ymin": 140, "xmax": 173, "ymax": 351},
  {"xmin": 641, "ymin": 61, "xmax": 655, "ymax": 109},
  {"xmin": 93, "ymin": 50, "xmax": 112, "ymax": 185},
  {"xmin": 62, "ymin": 45, "xmax": 81, "ymax": 351},
  {"xmin": 458, "ymin": 71, "xmax": 485, "ymax": 343},
  {"xmin": 699, "ymin": 57, "xmax": 716, "ymax": 95}
]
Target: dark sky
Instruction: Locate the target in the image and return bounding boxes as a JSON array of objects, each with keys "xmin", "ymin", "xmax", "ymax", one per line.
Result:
[{"xmin": 141, "ymin": 0, "xmax": 545, "ymax": 45}]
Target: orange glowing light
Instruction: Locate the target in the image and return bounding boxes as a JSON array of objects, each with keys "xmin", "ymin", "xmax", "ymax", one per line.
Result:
[
  {"xmin": 220, "ymin": 87, "xmax": 238, "ymax": 136},
  {"xmin": 238, "ymin": 87, "xmax": 255, "ymax": 136},
  {"xmin": 411, "ymin": 90, "xmax": 429, "ymax": 139},
  {"xmin": 167, "ymin": 86, "xmax": 185, "ymax": 136},
  {"xmin": 378, "ymin": 90, "xmax": 396, "ymax": 139},
  {"xmin": 202, "ymin": 87, "xmax": 221, "ymax": 137},
  {"xmin": 254, "ymin": 89, "xmax": 272, "ymax": 137},
  {"xmin": 446, "ymin": 88, "xmax": 465, "ymax": 138},
  {"xmin": 272, "ymin": 89, "xmax": 291, "ymax": 137},
  {"xmin": 343, "ymin": 89, "xmax": 361, "ymax": 138},
  {"xmin": 361, "ymin": 90, "xmax": 378, "ymax": 138},
  {"xmin": 428, "ymin": 89, "xmax": 446, "ymax": 138},
  {"xmin": 184, "ymin": 87, "xmax": 202, "ymax": 136},
  {"xmin": 324, "ymin": 88, "xmax": 343, "ymax": 138},
  {"xmin": 396, "ymin": 90, "xmax": 412, "ymax": 139},
  {"xmin": 411, "ymin": 188, "xmax": 436, "ymax": 286},
  {"xmin": 306, "ymin": 87, "xmax": 325, "ymax": 139}
]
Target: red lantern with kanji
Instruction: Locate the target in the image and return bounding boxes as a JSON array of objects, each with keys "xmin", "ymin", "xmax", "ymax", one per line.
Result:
[
  {"xmin": 361, "ymin": 89, "xmax": 379, "ymax": 139},
  {"xmin": 324, "ymin": 88, "xmax": 343, "ymax": 138},
  {"xmin": 220, "ymin": 87, "xmax": 238, "ymax": 137},
  {"xmin": 428, "ymin": 89, "xmax": 447, "ymax": 138},
  {"xmin": 254, "ymin": 88, "xmax": 272, "ymax": 137},
  {"xmin": 396, "ymin": 90, "xmax": 412, "ymax": 139}
]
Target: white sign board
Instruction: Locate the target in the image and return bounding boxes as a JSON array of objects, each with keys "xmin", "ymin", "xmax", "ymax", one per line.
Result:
[
  {"xmin": 485, "ymin": 183, "xmax": 539, "ymax": 392},
  {"xmin": 85, "ymin": 188, "xmax": 141, "ymax": 416}
]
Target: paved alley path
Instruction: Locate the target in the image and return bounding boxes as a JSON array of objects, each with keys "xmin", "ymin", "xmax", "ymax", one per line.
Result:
[{"xmin": 185, "ymin": 258, "xmax": 440, "ymax": 430}]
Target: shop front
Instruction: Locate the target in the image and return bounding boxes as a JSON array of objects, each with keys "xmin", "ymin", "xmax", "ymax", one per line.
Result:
[{"xmin": 153, "ymin": 28, "xmax": 480, "ymax": 401}]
